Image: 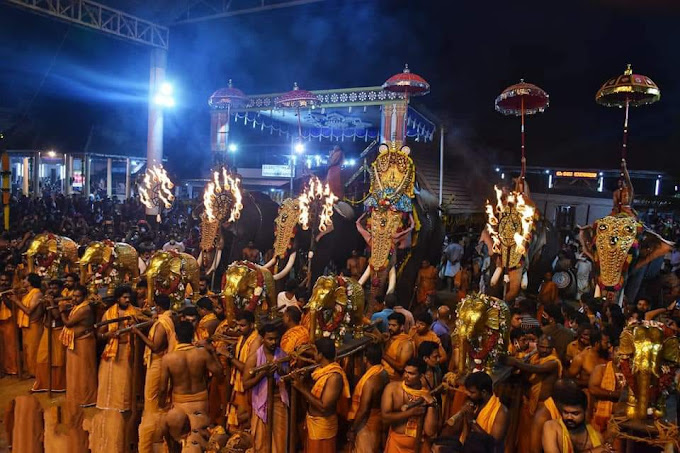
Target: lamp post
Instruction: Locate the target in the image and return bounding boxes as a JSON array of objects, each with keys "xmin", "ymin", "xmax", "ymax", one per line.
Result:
[{"xmin": 290, "ymin": 141, "xmax": 305, "ymax": 196}]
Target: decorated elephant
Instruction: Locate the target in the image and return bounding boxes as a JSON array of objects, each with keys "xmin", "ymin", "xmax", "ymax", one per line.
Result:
[
  {"xmin": 26, "ymin": 233, "xmax": 79, "ymax": 279},
  {"xmin": 579, "ymin": 213, "xmax": 673, "ymax": 304},
  {"xmin": 145, "ymin": 251, "xmax": 200, "ymax": 311},
  {"xmin": 617, "ymin": 320, "xmax": 680, "ymax": 420},
  {"xmin": 80, "ymin": 240, "xmax": 139, "ymax": 296},
  {"xmin": 221, "ymin": 260, "xmax": 276, "ymax": 326},
  {"xmin": 263, "ymin": 197, "xmax": 363, "ymax": 287},
  {"xmin": 451, "ymin": 293, "xmax": 510, "ymax": 377},
  {"xmin": 306, "ymin": 275, "xmax": 365, "ymax": 344}
]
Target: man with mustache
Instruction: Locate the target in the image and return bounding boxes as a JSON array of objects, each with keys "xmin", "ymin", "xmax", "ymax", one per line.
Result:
[{"xmin": 542, "ymin": 385, "xmax": 604, "ymax": 453}]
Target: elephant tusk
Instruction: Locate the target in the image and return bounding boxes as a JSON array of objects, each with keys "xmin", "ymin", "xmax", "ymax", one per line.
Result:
[
  {"xmin": 490, "ymin": 267, "xmax": 503, "ymax": 287},
  {"xmin": 594, "ymin": 285, "xmax": 601, "ymax": 298},
  {"xmin": 207, "ymin": 250, "xmax": 222, "ymax": 275},
  {"xmin": 273, "ymin": 251, "xmax": 296, "ymax": 281},
  {"xmin": 262, "ymin": 256, "xmax": 276, "ymax": 270},
  {"xmin": 386, "ymin": 267, "xmax": 397, "ymax": 294},
  {"xmin": 358, "ymin": 264, "xmax": 371, "ymax": 286},
  {"xmin": 197, "ymin": 251, "xmax": 204, "ymax": 267}
]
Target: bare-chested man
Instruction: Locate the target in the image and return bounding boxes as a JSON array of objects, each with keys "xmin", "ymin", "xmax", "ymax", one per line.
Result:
[
  {"xmin": 158, "ymin": 321, "xmax": 223, "ymax": 450},
  {"xmin": 588, "ymin": 351, "xmax": 624, "ymax": 433},
  {"xmin": 58, "ymin": 285, "xmax": 97, "ymax": 407},
  {"xmin": 347, "ymin": 343, "xmax": 388, "ymax": 453},
  {"xmin": 382, "ymin": 312, "xmax": 415, "ymax": 380},
  {"xmin": 346, "ymin": 250, "xmax": 367, "ymax": 280},
  {"xmin": 242, "ymin": 241, "xmax": 261, "ymax": 263},
  {"xmin": 447, "ymin": 371, "xmax": 508, "ymax": 453},
  {"xmin": 529, "ymin": 379, "xmax": 575, "ymax": 453},
  {"xmin": 567, "ymin": 329, "xmax": 610, "ymax": 388},
  {"xmin": 382, "ymin": 357, "xmax": 439, "ymax": 452},
  {"xmin": 292, "ymin": 337, "xmax": 350, "ymax": 452},
  {"xmin": 504, "ymin": 334, "xmax": 563, "ymax": 451},
  {"xmin": 542, "ymin": 385, "xmax": 605, "ymax": 453}
]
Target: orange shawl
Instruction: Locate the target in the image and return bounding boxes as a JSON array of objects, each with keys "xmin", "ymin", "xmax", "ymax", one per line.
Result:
[
  {"xmin": 280, "ymin": 324, "xmax": 310, "ymax": 354},
  {"xmin": 195, "ymin": 312, "xmax": 217, "ymax": 341},
  {"xmin": 526, "ymin": 352, "xmax": 563, "ymax": 416},
  {"xmin": 460, "ymin": 394, "xmax": 502, "ymax": 444},
  {"xmin": 311, "ymin": 362, "xmax": 351, "ymax": 399},
  {"xmin": 347, "ymin": 364, "xmax": 384, "ymax": 420},
  {"xmin": 100, "ymin": 304, "xmax": 138, "ymax": 360},
  {"xmin": 17, "ymin": 288, "xmax": 41, "ymax": 328},
  {"xmin": 400, "ymin": 381, "xmax": 431, "ymax": 438},
  {"xmin": 143, "ymin": 311, "xmax": 176, "ymax": 366},
  {"xmin": 592, "ymin": 361, "xmax": 616, "ymax": 432},
  {"xmin": 558, "ymin": 419, "xmax": 601, "ymax": 453},
  {"xmin": 59, "ymin": 301, "xmax": 90, "ymax": 350},
  {"xmin": 382, "ymin": 333, "xmax": 412, "ymax": 377},
  {"xmin": 230, "ymin": 330, "xmax": 259, "ymax": 392},
  {"xmin": 543, "ymin": 397, "xmax": 561, "ymax": 420},
  {"xmin": 0, "ymin": 296, "xmax": 11, "ymax": 321}
]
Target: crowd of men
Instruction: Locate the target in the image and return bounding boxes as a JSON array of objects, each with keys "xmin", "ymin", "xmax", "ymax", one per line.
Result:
[{"xmin": 1, "ymin": 193, "xmax": 680, "ymax": 452}]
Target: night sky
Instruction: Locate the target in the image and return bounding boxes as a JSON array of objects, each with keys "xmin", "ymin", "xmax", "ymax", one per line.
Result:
[{"xmin": 1, "ymin": 0, "xmax": 679, "ymax": 180}]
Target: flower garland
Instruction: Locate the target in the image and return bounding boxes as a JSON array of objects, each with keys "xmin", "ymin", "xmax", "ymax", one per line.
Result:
[
  {"xmin": 318, "ymin": 307, "xmax": 345, "ymax": 332},
  {"xmin": 468, "ymin": 331, "xmax": 500, "ymax": 372}
]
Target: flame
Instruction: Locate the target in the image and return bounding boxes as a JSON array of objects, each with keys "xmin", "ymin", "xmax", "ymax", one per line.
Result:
[
  {"xmin": 203, "ymin": 167, "xmax": 243, "ymax": 223},
  {"xmin": 485, "ymin": 185, "xmax": 535, "ymax": 257},
  {"xmin": 298, "ymin": 176, "xmax": 338, "ymax": 232},
  {"xmin": 139, "ymin": 165, "xmax": 175, "ymax": 210}
]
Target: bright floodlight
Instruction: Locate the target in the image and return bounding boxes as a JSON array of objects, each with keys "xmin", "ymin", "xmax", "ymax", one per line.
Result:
[
  {"xmin": 347, "ymin": 159, "xmax": 356, "ymax": 166},
  {"xmin": 228, "ymin": 143, "xmax": 238, "ymax": 153},
  {"xmin": 47, "ymin": 150, "xmax": 56, "ymax": 157},
  {"xmin": 294, "ymin": 142, "xmax": 305, "ymax": 154},
  {"xmin": 160, "ymin": 82, "xmax": 173, "ymax": 95}
]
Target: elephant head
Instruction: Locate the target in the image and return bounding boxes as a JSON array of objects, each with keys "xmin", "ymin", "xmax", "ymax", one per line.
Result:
[
  {"xmin": 579, "ymin": 214, "xmax": 674, "ymax": 303},
  {"xmin": 263, "ymin": 198, "xmax": 300, "ymax": 280},
  {"xmin": 222, "ymin": 261, "xmax": 276, "ymax": 325},
  {"xmin": 80, "ymin": 241, "xmax": 140, "ymax": 296},
  {"xmin": 145, "ymin": 251, "xmax": 200, "ymax": 311},
  {"xmin": 618, "ymin": 321, "xmax": 680, "ymax": 420},
  {"xmin": 452, "ymin": 293, "xmax": 510, "ymax": 376},
  {"xmin": 306, "ymin": 275, "xmax": 365, "ymax": 344},
  {"xmin": 26, "ymin": 233, "xmax": 79, "ymax": 278}
]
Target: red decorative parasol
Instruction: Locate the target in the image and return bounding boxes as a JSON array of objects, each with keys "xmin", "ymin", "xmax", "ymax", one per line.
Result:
[
  {"xmin": 495, "ymin": 80, "xmax": 549, "ymax": 181},
  {"xmin": 208, "ymin": 79, "xmax": 248, "ymax": 109},
  {"xmin": 596, "ymin": 64, "xmax": 660, "ymax": 161},
  {"xmin": 276, "ymin": 82, "xmax": 321, "ymax": 140},
  {"xmin": 382, "ymin": 64, "xmax": 430, "ymax": 99}
]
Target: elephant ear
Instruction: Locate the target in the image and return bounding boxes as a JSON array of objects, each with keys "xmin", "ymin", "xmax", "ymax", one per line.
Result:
[
  {"xmin": 634, "ymin": 229, "xmax": 675, "ymax": 270},
  {"xmin": 102, "ymin": 246, "xmax": 113, "ymax": 265},
  {"xmin": 47, "ymin": 237, "xmax": 58, "ymax": 255},
  {"xmin": 485, "ymin": 307, "xmax": 500, "ymax": 331},
  {"xmin": 661, "ymin": 336, "xmax": 680, "ymax": 364},
  {"xmin": 334, "ymin": 286, "xmax": 348, "ymax": 308},
  {"xmin": 618, "ymin": 328, "xmax": 635, "ymax": 356},
  {"xmin": 578, "ymin": 225, "xmax": 595, "ymax": 262},
  {"xmin": 169, "ymin": 256, "xmax": 182, "ymax": 276}
]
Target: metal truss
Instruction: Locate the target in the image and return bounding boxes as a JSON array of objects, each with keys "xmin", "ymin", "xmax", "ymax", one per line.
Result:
[
  {"xmin": 173, "ymin": 0, "xmax": 324, "ymax": 24},
  {"xmin": 5, "ymin": 0, "xmax": 169, "ymax": 49}
]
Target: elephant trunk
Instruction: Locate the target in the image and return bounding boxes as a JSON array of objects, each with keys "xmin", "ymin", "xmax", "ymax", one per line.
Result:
[
  {"xmin": 456, "ymin": 338, "xmax": 466, "ymax": 376},
  {"xmin": 27, "ymin": 256, "xmax": 34, "ymax": 274},
  {"xmin": 309, "ymin": 308, "xmax": 318, "ymax": 343},
  {"xmin": 223, "ymin": 294, "xmax": 236, "ymax": 326},
  {"xmin": 80, "ymin": 263, "xmax": 87, "ymax": 285},
  {"xmin": 635, "ymin": 371, "xmax": 651, "ymax": 420},
  {"xmin": 147, "ymin": 277, "xmax": 154, "ymax": 311}
]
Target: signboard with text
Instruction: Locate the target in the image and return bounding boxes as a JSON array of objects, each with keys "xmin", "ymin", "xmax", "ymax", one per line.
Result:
[
  {"xmin": 555, "ymin": 170, "xmax": 598, "ymax": 179},
  {"xmin": 262, "ymin": 164, "xmax": 293, "ymax": 178}
]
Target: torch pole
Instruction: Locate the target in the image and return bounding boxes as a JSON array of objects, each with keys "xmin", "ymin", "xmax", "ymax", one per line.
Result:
[{"xmin": 622, "ymin": 97, "xmax": 630, "ymax": 161}]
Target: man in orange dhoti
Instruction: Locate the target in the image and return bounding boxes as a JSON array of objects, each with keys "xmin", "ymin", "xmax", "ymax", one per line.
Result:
[
  {"xmin": 542, "ymin": 386, "xmax": 604, "ymax": 453},
  {"xmin": 382, "ymin": 312, "xmax": 415, "ymax": 380},
  {"xmin": 159, "ymin": 321, "xmax": 223, "ymax": 450},
  {"xmin": 408, "ymin": 312, "xmax": 447, "ymax": 366},
  {"xmin": 281, "ymin": 306, "xmax": 310, "ymax": 355},
  {"xmin": 243, "ymin": 323, "xmax": 289, "ymax": 453},
  {"xmin": 292, "ymin": 338, "xmax": 350, "ymax": 453},
  {"xmin": 0, "ymin": 272, "xmax": 18, "ymax": 375},
  {"xmin": 225, "ymin": 310, "xmax": 262, "ymax": 431},
  {"xmin": 6, "ymin": 395, "xmax": 44, "ymax": 453},
  {"xmin": 96, "ymin": 285, "xmax": 142, "ymax": 411},
  {"xmin": 132, "ymin": 294, "xmax": 177, "ymax": 453},
  {"xmin": 12, "ymin": 273, "xmax": 44, "ymax": 377},
  {"xmin": 416, "ymin": 260, "xmax": 438, "ymax": 305},
  {"xmin": 447, "ymin": 372, "xmax": 508, "ymax": 453},
  {"xmin": 382, "ymin": 358, "xmax": 439, "ymax": 453},
  {"xmin": 32, "ymin": 279, "xmax": 67, "ymax": 392},
  {"xmin": 347, "ymin": 343, "xmax": 387, "ymax": 453},
  {"xmin": 504, "ymin": 334, "xmax": 562, "ymax": 452}
]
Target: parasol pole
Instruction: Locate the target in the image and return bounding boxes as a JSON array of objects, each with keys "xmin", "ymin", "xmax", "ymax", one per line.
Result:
[
  {"xmin": 622, "ymin": 96, "xmax": 630, "ymax": 161},
  {"xmin": 520, "ymin": 95, "xmax": 526, "ymax": 181}
]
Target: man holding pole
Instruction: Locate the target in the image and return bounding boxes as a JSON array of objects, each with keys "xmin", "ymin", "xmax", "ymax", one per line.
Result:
[
  {"xmin": 243, "ymin": 323, "xmax": 289, "ymax": 453},
  {"xmin": 291, "ymin": 337, "xmax": 351, "ymax": 453},
  {"xmin": 382, "ymin": 357, "xmax": 439, "ymax": 452},
  {"xmin": 32, "ymin": 279, "xmax": 67, "ymax": 393},
  {"xmin": 96, "ymin": 285, "xmax": 143, "ymax": 411},
  {"xmin": 11, "ymin": 273, "xmax": 44, "ymax": 377}
]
